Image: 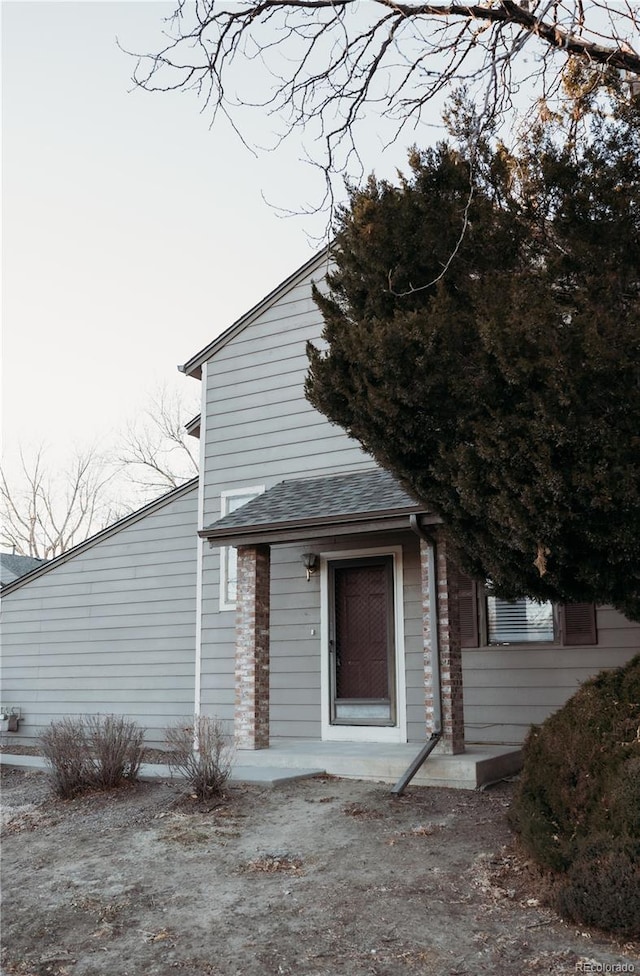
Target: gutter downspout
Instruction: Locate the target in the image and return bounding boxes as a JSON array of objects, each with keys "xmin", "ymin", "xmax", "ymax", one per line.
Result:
[
  {"xmin": 391, "ymin": 514, "xmax": 442, "ymax": 795},
  {"xmin": 193, "ymin": 361, "xmax": 208, "ymax": 751}
]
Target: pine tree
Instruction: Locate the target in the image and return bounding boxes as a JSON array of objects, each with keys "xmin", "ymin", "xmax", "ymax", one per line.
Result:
[{"xmin": 306, "ymin": 85, "xmax": 640, "ymax": 620}]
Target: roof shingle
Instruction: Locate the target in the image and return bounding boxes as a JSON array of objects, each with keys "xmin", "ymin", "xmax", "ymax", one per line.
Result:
[{"xmin": 203, "ymin": 468, "xmax": 425, "ymax": 540}]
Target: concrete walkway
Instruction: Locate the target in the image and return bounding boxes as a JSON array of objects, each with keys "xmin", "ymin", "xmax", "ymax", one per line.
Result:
[{"xmin": 0, "ymin": 753, "xmax": 324, "ymax": 788}]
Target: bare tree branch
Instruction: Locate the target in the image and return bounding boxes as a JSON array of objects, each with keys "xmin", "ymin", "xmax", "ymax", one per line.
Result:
[
  {"xmin": 115, "ymin": 383, "xmax": 199, "ymax": 502},
  {"xmin": 1, "ymin": 388, "xmax": 201, "ymax": 559},
  {"xmin": 0, "ymin": 447, "xmax": 121, "ymax": 560},
  {"xmin": 127, "ymin": 0, "xmax": 640, "ymax": 198}
]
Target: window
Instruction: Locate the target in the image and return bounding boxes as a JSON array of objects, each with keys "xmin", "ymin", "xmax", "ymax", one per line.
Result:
[
  {"xmin": 455, "ymin": 568, "xmax": 597, "ymax": 648},
  {"xmin": 219, "ymin": 486, "xmax": 264, "ymax": 610},
  {"xmin": 486, "ymin": 593, "xmax": 555, "ymax": 644}
]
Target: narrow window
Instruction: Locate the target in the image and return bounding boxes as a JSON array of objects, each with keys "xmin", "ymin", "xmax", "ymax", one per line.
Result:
[{"xmin": 219, "ymin": 486, "xmax": 264, "ymax": 610}]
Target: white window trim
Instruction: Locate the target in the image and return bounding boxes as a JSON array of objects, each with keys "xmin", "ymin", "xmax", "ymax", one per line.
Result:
[
  {"xmin": 320, "ymin": 545, "xmax": 407, "ymax": 744},
  {"xmin": 218, "ymin": 485, "xmax": 265, "ymax": 611},
  {"xmin": 478, "ymin": 586, "xmax": 559, "ymax": 648}
]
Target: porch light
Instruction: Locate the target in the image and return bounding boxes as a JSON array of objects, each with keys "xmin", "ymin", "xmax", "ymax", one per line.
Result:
[{"xmin": 302, "ymin": 552, "xmax": 319, "ymax": 581}]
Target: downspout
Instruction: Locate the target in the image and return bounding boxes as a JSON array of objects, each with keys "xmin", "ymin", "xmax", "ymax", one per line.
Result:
[
  {"xmin": 390, "ymin": 514, "xmax": 442, "ymax": 795},
  {"xmin": 193, "ymin": 360, "xmax": 208, "ymax": 734}
]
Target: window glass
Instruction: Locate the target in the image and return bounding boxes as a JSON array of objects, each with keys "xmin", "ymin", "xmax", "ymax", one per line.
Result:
[
  {"xmin": 223, "ymin": 495, "xmax": 248, "ymax": 604},
  {"xmin": 486, "ymin": 595, "xmax": 554, "ymax": 644},
  {"xmin": 219, "ymin": 487, "xmax": 264, "ymax": 609}
]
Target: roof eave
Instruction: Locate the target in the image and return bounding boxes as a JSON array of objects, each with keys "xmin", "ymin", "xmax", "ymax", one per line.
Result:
[
  {"xmin": 185, "ymin": 413, "xmax": 201, "ymax": 438},
  {"xmin": 179, "ymin": 246, "xmax": 331, "ymax": 378},
  {"xmin": 199, "ymin": 508, "xmax": 440, "ymax": 547},
  {"xmin": 0, "ymin": 478, "xmax": 200, "ymax": 595}
]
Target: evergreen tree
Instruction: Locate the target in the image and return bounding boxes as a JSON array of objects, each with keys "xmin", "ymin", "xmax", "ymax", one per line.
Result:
[{"xmin": 306, "ymin": 86, "xmax": 640, "ymax": 620}]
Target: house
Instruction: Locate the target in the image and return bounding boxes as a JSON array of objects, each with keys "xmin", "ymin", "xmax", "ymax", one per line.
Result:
[
  {"xmin": 1, "ymin": 249, "xmax": 637, "ymax": 787},
  {"xmin": 1, "ymin": 553, "xmax": 47, "ymax": 587}
]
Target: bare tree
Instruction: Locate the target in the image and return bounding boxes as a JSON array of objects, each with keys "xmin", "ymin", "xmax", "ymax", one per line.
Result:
[
  {"xmin": 130, "ymin": 1, "xmax": 640, "ymax": 200},
  {"xmin": 115, "ymin": 384, "xmax": 199, "ymax": 503},
  {"xmin": 2, "ymin": 387, "xmax": 201, "ymax": 559},
  {"xmin": 0, "ymin": 447, "xmax": 120, "ymax": 560}
]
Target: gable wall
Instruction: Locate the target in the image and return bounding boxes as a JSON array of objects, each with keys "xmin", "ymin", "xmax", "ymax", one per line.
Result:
[
  {"xmin": 202, "ymin": 274, "xmax": 372, "ymax": 491},
  {"xmin": 0, "ymin": 485, "xmax": 199, "ymax": 747},
  {"xmin": 199, "ymin": 260, "xmax": 380, "ymax": 730}
]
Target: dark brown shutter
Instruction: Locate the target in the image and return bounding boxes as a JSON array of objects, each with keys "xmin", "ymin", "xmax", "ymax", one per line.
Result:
[
  {"xmin": 454, "ymin": 567, "xmax": 479, "ymax": 648},
  {"xmin": 561, "ymin": 603, "xmax": 597, "ymax": 646}
]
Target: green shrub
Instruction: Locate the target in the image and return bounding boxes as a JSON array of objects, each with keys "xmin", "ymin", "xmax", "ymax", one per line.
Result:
[
  {"xmin": 509, "ymin": 654, "xmax": 640, "ymax": 935},
  {"xmin": 556, "ymin": 836, "xmax": 640, "ymax": 938},
  {"xmin": 40, "ymin": 714, "xmax": 146, "ymax": 798},
  {"xmin": 165, "ymin": 715, "xmax": 234, "ymax": 802}
]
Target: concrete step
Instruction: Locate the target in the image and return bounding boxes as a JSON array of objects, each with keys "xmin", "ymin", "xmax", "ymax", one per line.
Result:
[
  {"xmin": 235, "ymin": 741, "xmax": 523, "ymax": 790},
  {"xmin": 1, "ymin": 742, "xmax": 522, "ymax": 791}
]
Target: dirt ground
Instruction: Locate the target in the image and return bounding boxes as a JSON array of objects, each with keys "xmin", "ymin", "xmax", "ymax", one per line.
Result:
[{"xmin": 1, "ymin": 767, "xmax": 638, "ymax": 976}]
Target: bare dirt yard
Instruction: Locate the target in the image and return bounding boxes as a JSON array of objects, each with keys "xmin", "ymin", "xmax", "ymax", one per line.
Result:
[{"xmin": 1, "ymin": 766, "xmax": 638, "ymax": 976}]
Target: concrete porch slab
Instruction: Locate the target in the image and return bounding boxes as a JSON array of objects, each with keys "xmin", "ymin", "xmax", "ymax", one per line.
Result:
[
  {"xmin": 1, "ymin": 742, "xmax": 522, "ymax": 791},
  {"xmin": 236, "ymin": 739, "xmax": 523, "ymax": 790}
]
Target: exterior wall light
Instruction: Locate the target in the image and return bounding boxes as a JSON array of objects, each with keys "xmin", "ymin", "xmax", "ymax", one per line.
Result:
[{"xmin": 302, "ymin": 552, "xmax": 319, "ymax": 581}]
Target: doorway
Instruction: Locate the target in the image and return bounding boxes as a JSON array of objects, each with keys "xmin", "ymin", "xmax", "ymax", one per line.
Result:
[{"xmin": 329, "ymin": 555, "xmax": 396, "ymax": 728}]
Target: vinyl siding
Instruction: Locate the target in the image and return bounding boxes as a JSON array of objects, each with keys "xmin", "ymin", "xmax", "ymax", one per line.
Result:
[
  {"xmin": 462, "ymin": 605, "xmax": 640, "ymax": 745},
  {"xmin": 201, "ymin": 268, "xmax": 372, "ymax": 496},
  {"xmin": 0, "ymin": 483, "xmax": 199, "ymax": 747},
  {"xmin": 199, "ymin": 257, "xmax": 381, "ymax": 728}
]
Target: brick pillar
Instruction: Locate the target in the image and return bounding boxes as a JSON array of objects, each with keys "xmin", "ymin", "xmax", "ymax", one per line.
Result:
[
  {"xmin": 420, "ymin": 534, "xmax": 465, "ymax": 755},
  {"xmin": 234, "ymin": 545, "xmax": 270, "ymax": 750}
]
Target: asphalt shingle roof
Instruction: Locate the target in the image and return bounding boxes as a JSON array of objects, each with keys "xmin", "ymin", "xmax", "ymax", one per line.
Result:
[
  {"xmin": 0, "ymin": 553, "xmax": 46, "ymax": 586},
  {"xmin": 204, "ymin": 468, "xmax": 425, "ymax": 539}
]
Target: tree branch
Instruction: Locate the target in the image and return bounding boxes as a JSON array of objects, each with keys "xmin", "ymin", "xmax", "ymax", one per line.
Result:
[{"xmin": 126, "ymin": 1, "xmax": 640, "ymax": 211}]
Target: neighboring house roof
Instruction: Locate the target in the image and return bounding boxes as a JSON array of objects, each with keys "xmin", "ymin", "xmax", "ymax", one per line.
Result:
[
  {"xmin": 0, "ymin": 478, "xmax": 199, "ymax": 596},
  {"xmin": 180, "ymin": 247, "xmax": 331, "ymax": 379},
  {"xmin": 0, "ymin": 553, "xmax": 47, "ymax": 587},
  {"xmin": 200, "ymin": 469, "xmax": 437, "ymax": 546}
]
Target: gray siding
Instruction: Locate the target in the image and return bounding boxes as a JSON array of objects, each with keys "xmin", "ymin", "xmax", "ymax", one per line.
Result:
[
  {"xmin": 199, "ymin": 257, "xmax": 379, "ymax": 727},
  {"xmin": 462, "ymin": 605, "xmax": 640, "ymax": 745},
  {"xmin": 1, "ymin": 483, "xmax": 199, "ymax": 747}
]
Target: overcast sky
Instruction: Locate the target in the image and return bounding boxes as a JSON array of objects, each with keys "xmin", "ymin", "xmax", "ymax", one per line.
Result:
[{"xmin": 1, "ymin": 1, "xmax": 435, "ymax": 490}]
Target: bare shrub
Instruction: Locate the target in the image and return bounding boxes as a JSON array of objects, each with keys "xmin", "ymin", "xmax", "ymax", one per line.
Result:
[
  {"xmin": 165, "ymin": 716, "xmax": 234, "ymax": 801},
  {"xmin": 39, "ymin": 714, "xmax": 145, "ymax": 798},
  {"xmin": 40, "ymin": 717, "xmax": 92, "ymax": 798},
  {"xmin": 85, "ymin": 714, "xmax": 145, "ymax": 789}
]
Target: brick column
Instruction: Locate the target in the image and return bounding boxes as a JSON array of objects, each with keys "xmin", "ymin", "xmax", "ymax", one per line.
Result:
[
  {"xmin": 234, "ymin": 545, "xmax": 270, "ymax": 750},
  {"xmin": 419, "ymin": 533, "xmax": 465, "ymax": 755}
]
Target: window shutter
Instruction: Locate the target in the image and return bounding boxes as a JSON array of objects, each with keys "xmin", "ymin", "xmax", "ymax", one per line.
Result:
[
  {"xmin": 454, "ymin": 567, "xmax": 479, "ymax": 648},
  {"xmin": 561, "ymin": 603, "xmax": 597, "ymax": 646}
]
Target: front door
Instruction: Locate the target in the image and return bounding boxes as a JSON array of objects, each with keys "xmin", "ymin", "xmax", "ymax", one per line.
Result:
[{"xmin": 329, "ymin": 556, "xmax": 395, "ymax": 726}]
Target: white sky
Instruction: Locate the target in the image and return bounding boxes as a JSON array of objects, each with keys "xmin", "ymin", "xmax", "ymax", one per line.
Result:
[{"xmin": 2, "ymin": 0, "xmax": 421, "ymax": 487}]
